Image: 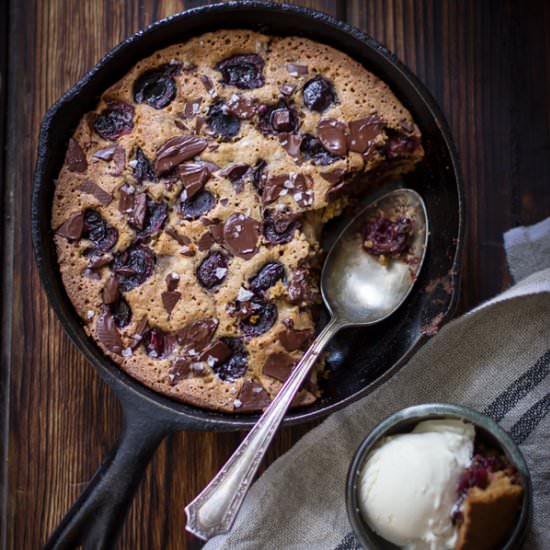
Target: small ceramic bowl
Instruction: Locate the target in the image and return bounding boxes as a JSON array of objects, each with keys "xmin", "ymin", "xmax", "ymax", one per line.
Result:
[{"xmin": 345, "ymin": 403, "xmax": 532, "ymax": 549}]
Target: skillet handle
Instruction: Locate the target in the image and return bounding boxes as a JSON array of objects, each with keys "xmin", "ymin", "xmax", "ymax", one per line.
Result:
[{"xmin": 44, "ymin": 403, "xmax": 171, "ymax": 550}]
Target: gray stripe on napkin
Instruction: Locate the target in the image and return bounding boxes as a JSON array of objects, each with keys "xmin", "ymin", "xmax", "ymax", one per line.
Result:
[
  {"xmin": 334, "ymin": 533, "xmax": 361, "ymax": 550},
  {"xmin": 483, "ymin": 349, "xmax": 550, "ymax": 421},
  {"xmin": 510, "ymin": 393, "xmax": 550, "ymax": 444}
]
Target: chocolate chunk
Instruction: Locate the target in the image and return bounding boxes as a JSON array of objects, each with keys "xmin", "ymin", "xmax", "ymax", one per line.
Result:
[
  {"xmin": 110, "ymin": 296, "xmax": 132, "ymax": 328},
  {"xmin": 165, "ymin": 226, "xmax": 191, "ymax": 246},
  {"xmin": 317, "ymin": 119, "xmax": 348, "ymax": 156},
  {"xmin": 174, "ymin": 120, "xmax": 187, "ymax": 133},
  {"xmin": 195, "ymin": 116, "xmax": 205, "ymax": 134},
  {"xmin": 286, "ymin": 64, "xmax": 308, "ymax": 76},
  {"xmin": 348, "ymin": 115, "xmax": 383, "ymax": 154},
  {"xmin": 168, "ymin": 357, "xmax": 191, "ymax": 385},
  {"xmin": 129, "ymin": 192, "xmax": 147, "ymax": 229},
  {"xmin": 183, "ymin": 99, "xmax": 202, "ymax": 119},
  {"xmin": 258, "ymin": 100, "xmax": 299, "ymax": 135},
  {"xmin": 93, "ymin": 101, "xmax": 134, "ymax": 142},
  {"xmin": 279, "ymin": 83, "xmax": 297, "ymax": 96},
  {"xmin": 200, "ymin": 74, "xmax": 215, "ymax": 95},
  {"xmin": 178, "ymin": 162, "xmax": 211, "ymax": 200},
  {"xmin": 320, "ymin": 169, "xmax": 346, "ymax": 185},
  {"xmin": 143, "ymin": 327, "xmax": 173, "ymax": 359},
  {"xmin": 93, "ymin": 145, "xmax": 117, "ymax": 161},
  {"xmin": 165, "ymin": 272, "xmax": 180, "ymax": 291},
  {"xmin": 279, "ymin": 327, "xmax": 313, "ymax": 352},
  {"xmin": 109, "ymin": 146, "xmax": 126, "ymax": 176},
  {"xmin": 102, "ymin": 276, "xmax": 120, "ymax": 305},
  {"xmin": 197, "ymin": 231, "xmax": 216, "ymax": 251},
  {"xmin": 223, "ymin": 213, "xmax": 260, "ymax": 259},
  {"xmin": 80, "ymin": 180, "xmax": 112, "ymax": 206},
  {"xmin": 236, "ymin": 380, "xmax": 271, "ymax": 411},
  {"xmin": 56, "ymin": 212, "xmax": 84, "ymax": 241},
  {"xmin": 133, "ymin": 147, "xmax": 157, "ymax": 184},
  {"xmin": 118, "ymin": 183, "xmax": 135, "ymax": 214},
  {"xmin": 251, "ymin": 160, "xmax": 267, "ymax": 193},
  {"xmin": 302, "ymin": 76, "xmax": 336, "ymax": 112},
  {"xmin": 131, "ymin": 316, "xmax": 149, "ymax": 348},
  {"xmin": 199, "ymin": 340, "xmax": 232, "ymax": 367},
  {"xmin": 176, "ymin": 319, "xmax": 218, "ymax": 350},
  {"xmin": 96, "ymin": 306, "xmax": 123, "ymax": 354},
  {"xmin": 227, "ymin": 95, "xmax": 257, "ymax": 119},
  {"xmin": 279, "ymin": 133, "xmax": 303, "ymax": 160},
  {"xmin": 216, "ymin": 54, "xmax": 265, "ymax": 90},
  {"xmin": 262, "ymin": 352, "xmax": 296, "ymax": 382},
  {"xmin": 262, "ymin": 173, "xmax": 312, "ymax": 208},
  {"xmin": 87, "ymin": 253, "xmax": 113, "ymax": 270},
  {"xmin": 288, "ymin": 267, "xmax": 317, "ymax": 305},
  {"xmin": 220, "ymin": 163, "xmax": 250, "ymax": 193},
  {"xmin": 399, "ymin": 119, "xmax": 414, "ymax": 133},
  {"xmin": 66, "ymin": 138, "xmax": 88, "ymax": 173},
  {"xmin": 154, "ymin": 136, "xmax": 208, "ymax": 175},
  {"xmin": 161, "ymin": 290, "xmax": 181, "ymax": 315}
]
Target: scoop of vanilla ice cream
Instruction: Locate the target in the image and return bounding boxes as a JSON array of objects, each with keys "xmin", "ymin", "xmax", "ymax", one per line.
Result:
[{"xmin": 358, "ymin": 419, "xmax": 475, "ymax": 550}]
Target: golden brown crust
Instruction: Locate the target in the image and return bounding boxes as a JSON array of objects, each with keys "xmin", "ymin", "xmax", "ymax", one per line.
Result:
[{"xmin": 455, "ymin": 470, "xmax": 523, "ymax": 550}]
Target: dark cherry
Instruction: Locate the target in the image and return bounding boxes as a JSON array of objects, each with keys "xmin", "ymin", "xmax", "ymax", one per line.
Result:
[
  {"xmin": 215, "ymin": 54, "xmax": 265, "ymax": 90},
  {"xmin": 132, "ymin": 197, "xmax": 168, "ymax": 241},
  {"xmin": 212, "ymin": 337, "xmax": 248, "ymax": 381},
  {"xmin": 133, "ymin": 63, "xmax": 180, "ymax": 110},
  {"xmin": 181, "ymin": 188, "xmax": 216, "ymax": 220},
  {"xmin": 93, "ymin": 101, "xmax": 134, "ymax": 141},
  {"xmin": 249, "ymin": 262, "xmax": 286, "ymax": 292},
  {"xmin": 207, "ymin": 100, "xmax": 241, "ymax": 141},
  {"xmin": 263, "ymin": 209, "xmax": 301, "ymax": 245},
  {"xmin": 82, "ymin": 209, "xmax": 118, "ymax": 253},
  {"xmin": 196, "ymin": 250, "xmax": 229, "ymax": 290},
  {"xmin": 300, "ymin": 134, "xmax": 339, "ymax": 165},
  {"xmin": 110, "ymin": 296, "xmax": 132, "ymax": 328},
  {"xmin": 113, "ymin": 244, "xmax": 156, "ymax": 292},
  {"xmin": 362, "ymin": 215, "xmax": 413, "ymax": 257},
  {"xmin": 302, "ymin": 75, "xmax": 336, "ymax": 112},
  {"xmin": 240, "ymin": 297, "xmax": 277, "ymax": 337},
  {"xmin": 258, "ymin": 100, "xmax": 299, "ymax": 135},
  {"xmin": 143, "ymin": 327, "xmax": 171, "ymax": 359},
  {"xmin": 252, "ymin": 160, "xmax": 267, "ymax": 194},
  {"xmin": 133, "ymin": 147, "xmax": 157, "ymax": 184}
]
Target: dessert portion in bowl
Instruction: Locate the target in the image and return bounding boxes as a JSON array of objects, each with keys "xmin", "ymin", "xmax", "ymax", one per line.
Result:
[
  {"xmin": 52, "ymin": 29, "xmax": 424, "ymax": 412},
  {"xmin": 356, "ymin": 418, "xmax": 524, "ymax": 550}
]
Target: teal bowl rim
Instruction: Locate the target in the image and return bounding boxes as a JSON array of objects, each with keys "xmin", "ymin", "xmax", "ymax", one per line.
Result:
[{"xmin": 345, "ymin": 403, "xmax": 533, "ymax": 549}]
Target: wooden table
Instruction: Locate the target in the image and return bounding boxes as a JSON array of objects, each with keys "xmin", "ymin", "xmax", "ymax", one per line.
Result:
[{"xmin": 2, "ymin": 1, "xmax": 550, "ymax": 548}]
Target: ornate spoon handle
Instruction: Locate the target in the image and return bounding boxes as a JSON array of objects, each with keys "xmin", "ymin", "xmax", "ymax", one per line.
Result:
[{"xmin": 185, "ymin": 317, "xmax": 342, "ymax": 541}]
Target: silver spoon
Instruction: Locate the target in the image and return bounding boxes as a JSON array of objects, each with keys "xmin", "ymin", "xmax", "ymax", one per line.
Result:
[{"xmin": 185, "ymin": 188, "xmax": 428, "ymax": 541}]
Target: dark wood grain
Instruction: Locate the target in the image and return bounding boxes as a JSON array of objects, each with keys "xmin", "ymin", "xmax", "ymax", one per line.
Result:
[{"xmin": 3, "ymin": 1, "xmax": 550, "ymax": 549}]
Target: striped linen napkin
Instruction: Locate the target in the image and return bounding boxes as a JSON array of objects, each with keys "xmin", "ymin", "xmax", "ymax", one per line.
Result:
[{"xmin": 205, "ymin": 218, "xmax": 550, "ymax": 550}]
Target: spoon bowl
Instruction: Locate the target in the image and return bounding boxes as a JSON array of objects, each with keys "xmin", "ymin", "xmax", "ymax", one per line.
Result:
[
  {"xmin": 323, "ymin": 189, "xmax": 428, "ymax": 325},
  {"xmin": 185, "ymin": 188, "xmax": 429, "ymax": 540}
]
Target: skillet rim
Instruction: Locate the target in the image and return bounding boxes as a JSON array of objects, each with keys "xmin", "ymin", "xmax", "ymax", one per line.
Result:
[{"xmin": 31, "ymin": 1, "xmax": 464, "ymax": 430}]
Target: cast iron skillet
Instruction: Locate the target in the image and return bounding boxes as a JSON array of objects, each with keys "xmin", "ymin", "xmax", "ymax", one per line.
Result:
[{"xmin": 32, "ymin": 2, "xmax": 464, "ymax": 548}]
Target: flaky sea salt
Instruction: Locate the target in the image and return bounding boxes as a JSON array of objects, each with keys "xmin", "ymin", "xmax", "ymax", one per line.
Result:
[
  {"xmin": 86, "ymin": 310, "xmax": 95, "ymax": 320},
  {"xmin": 122, "ymin": 347, "xmax": 133, "ymax": 357},
  {"xmin": 233, "ymin": 399, "xmax": 242, "ymax": 408}
]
